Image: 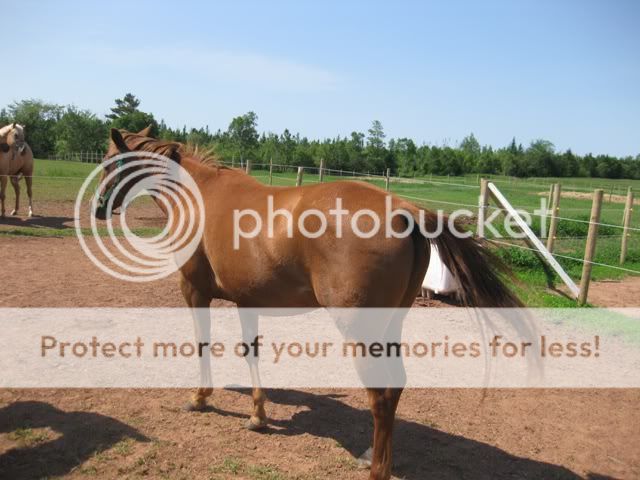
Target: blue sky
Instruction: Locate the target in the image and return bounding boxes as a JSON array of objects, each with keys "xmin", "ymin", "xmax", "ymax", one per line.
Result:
[{"xmin": 2, "ymin": 0, "xmax": 639, "ymax": 156}]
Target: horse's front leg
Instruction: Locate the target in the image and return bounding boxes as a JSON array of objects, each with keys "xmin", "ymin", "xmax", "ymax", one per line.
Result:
[
  {"xmin": 180, "ymin": 276, "xmax": 213, "ymax": 411},
  {"xmin": 0, "ymin": 176, "xmax": 7, "ymax": 217},
  {"xmin": 24, "ymin": 175, "xmax": 33, "ymax": 217},
  {"xmin": 239, "ymin": 309, "xmax": 268, "ymax": 430},
  {"xmin": 9, "ymin": 176, "xmax": 20, "ymax": 216}
]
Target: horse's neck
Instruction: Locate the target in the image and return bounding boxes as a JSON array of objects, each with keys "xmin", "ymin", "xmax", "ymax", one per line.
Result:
[{"xmin": 178, "ymin": 156, "xmax": 215, "ymax": 185}]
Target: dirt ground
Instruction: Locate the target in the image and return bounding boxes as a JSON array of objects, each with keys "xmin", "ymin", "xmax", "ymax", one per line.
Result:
[
  {"xmin": 0, "ymin": 226, "xmax": 639, "ymax": 479},
  {"xmin": 538, "ymin": 189, "xmax": 638, "ymax": 205}
]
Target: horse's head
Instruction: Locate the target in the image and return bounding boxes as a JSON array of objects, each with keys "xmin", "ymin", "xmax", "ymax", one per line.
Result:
[
  {"xmin": 94, "ymin": 128, "xmax": 140, "ymax": 220},
  {"xmin": 8, "ymin": 123, "xmax": 26, "ymax": 153},
  {"xmin": 93, "ymin": 128, "xmax": 178, "ymax": 220},
  {"xmin": 0, "ymin": 123, "xmax": 25, "ymax": 153}
]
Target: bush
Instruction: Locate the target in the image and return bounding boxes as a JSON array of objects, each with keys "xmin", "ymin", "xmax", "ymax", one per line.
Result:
[{"xmin": 496, "ymin": 247, "xmax": 541, "ymax": 269}]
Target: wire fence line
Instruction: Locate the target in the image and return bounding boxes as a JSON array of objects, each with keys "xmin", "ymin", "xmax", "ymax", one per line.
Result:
[
  {"xmin": 41, "ymin": 154, "xmax": 639, "ymax": 202},
  {"xmin": 0, "ymin": 174, "xmax": 91, "ymax": 179}
]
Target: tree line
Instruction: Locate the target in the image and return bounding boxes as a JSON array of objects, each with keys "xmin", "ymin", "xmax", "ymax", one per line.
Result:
[{"xmin": 1, "ymin": 94, "xmax": 639, "ymax": 179}]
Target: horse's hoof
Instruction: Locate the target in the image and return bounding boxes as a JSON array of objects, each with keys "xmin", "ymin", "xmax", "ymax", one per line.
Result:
[
  {"xmin": 10, "ymin": 210, "xmax": 17, "ymax": 216},
  {"xmin": 27, "ymin": 210, "xmax": 32, "ymax": 218},
  {"xmin": 182, "ymin": 401, "xmax": 207, "ymax": 412},
  {"xmin": 245, "ymin": 416, "xmax": 268, "ymax": 431},
  {"xmin": 357, "ymin": 447, "xmax": 373, "ymax": 469}
]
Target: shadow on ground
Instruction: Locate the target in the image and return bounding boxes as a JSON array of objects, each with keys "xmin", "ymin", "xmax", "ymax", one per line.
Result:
[
  {"xmin": 0, "ymin": 215, "xmax": 74, "ymax": 230},
  {"xmin": 216, "ymin": 388, "xmax": 611, "ymax": 480},
  {"xmin": 0, "ymin": 401, "xmax": 148, "ymax": 479}
]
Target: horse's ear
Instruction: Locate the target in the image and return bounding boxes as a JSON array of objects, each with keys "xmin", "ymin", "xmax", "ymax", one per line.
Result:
[
  {"xmin": 137, "ymin": 124, "xmax": 154, "ymax": 138},
  {"xmin": 11, "ymin": 122, "xmax": 15, "ymax": 128},
  {"xmin": 166, "ymin": 144, "xmax": 181, "ymax": 162},
  {"xmin": 110, "ymin": 128, "xmax": 130, "ymax": 153}
]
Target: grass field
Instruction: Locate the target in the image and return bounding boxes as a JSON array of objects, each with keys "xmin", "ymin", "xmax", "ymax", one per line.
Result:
[{"xmin": 3, "ymin": 158, "xmax": 640, "ymax": 307}]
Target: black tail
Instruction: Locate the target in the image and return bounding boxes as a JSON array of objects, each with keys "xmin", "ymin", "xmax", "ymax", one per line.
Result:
[{"xmin": 419, "ymin": 211, "xmax": 523, "ymax": 308}]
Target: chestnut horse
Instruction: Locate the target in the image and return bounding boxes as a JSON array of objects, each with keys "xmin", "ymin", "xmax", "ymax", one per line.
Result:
[
  {"xmin": 0, "ymin": 123, "xmax": 34, "ymax": 217},
  {"xmin": 95, "ymin": 127, "xmax": 521, "ymax": 480}
]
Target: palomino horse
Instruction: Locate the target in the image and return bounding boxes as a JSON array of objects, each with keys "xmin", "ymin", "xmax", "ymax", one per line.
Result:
[
  {"xmin": 0, "ymin": 123, "xmax": 34, "ymax": 217},
  {"xmin": 95, "ymin": 127, "xmax": 522, "ymax": 480}
]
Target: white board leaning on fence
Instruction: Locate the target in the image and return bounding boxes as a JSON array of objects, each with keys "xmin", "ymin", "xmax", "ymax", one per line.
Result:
[{"xmin": 422, "ymin": 242, "xmax": 461, "ymax": 295}]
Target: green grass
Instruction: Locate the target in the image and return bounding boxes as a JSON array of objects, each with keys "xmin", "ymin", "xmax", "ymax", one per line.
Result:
[
  {"xmin": 208, "ymin": 457, "xmax": 289, "ymax": 479},
  {"xmin": 0, "ymin": 225, "xmax": 162, "ymax": 238},
  {"xmin": 7, "ymin": 427, "xmax": 50, "ymax": 447},
  {"xmin": 112, "ymin": 437, "xmax": 135, "ymax": 457},
  {"xmin": 35, "ymin": 158, "xmax": 97, "ymax": 178}
]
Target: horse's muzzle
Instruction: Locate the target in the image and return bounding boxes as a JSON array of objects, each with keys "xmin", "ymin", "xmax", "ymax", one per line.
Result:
[{"xmin": 94, "ymin": 204, "xmax": 109, "ymax": 220}]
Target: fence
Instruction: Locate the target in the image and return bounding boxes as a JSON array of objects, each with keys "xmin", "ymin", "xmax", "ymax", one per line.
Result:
[{"xmin": 47, "ymin": 151, "xmax": 104, "ymax": 163}]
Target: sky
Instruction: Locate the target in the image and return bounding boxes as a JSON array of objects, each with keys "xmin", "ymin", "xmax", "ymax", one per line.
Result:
[{"xmin": 2, "ymin": 0, "xmax": 639, "ymax": 157}]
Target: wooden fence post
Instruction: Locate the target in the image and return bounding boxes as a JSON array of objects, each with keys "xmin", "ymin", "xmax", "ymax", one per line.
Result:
[
  {"xmin": 620, "ymin": 187, "xmax": 634, "ymax": 265},
  {"xmin": 547, "ymin": 184, "xmax": 554, "ymax": 207},
  {"xmin": 269, "ymin": 157, "xmax": 273, "ymax": 186},
  {"xmin": 319, "ymin": 158, "xmax": 325, "ymax": 183},
  {"xmin": 578, "ymin": 189, "xmax": 604, "ymax": 305},
  {"xmin": 245, "ymin": 159, "xmax": 252, "ymax": 175},
  {"xmin": 296, "ymin": 166, "xmax": 304, "ymax": 187},
  {"xmin": 477, "ymin": 178, "xmax": 489, "ymax": 238},
  {"xmin": 546, "ymin": 183, "xmax": 562, "ymax": 253},
  {"xmin": 385, "ymin": 168, "xmax": 391, "ymax": 191}
]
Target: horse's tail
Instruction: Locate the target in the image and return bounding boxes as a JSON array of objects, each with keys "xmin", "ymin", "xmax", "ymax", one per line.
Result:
[{"xmin": 415, "ymin": 209, "xmax": 523, "ymax": 308}]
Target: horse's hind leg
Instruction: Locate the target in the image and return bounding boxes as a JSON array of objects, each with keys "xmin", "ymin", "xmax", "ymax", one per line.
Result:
[
  {"xmin": 10, "ymin": 176, "xmax": 20, "ymax": 216},
  {"xmin": 366, "ymin": 387, "xmax": 403, "ymax": 480},
  {"xmin": 364, "ymin": 310, "xmax": 407, "ymax": 479},
  {"xmin": 24, "ymin": 175, "xmax": 33, "ymax": 217},
  {"xmin": 239, "ymin": 309, "xmax": 268, "ymax": 430}
]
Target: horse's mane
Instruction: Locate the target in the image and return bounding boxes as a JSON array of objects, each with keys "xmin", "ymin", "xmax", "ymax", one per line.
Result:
[
  {"xmin": 0, "ymin": 125, "xmax": 12, "ymax": 137},
  {"xmin": 121, "ymin": 131, "xmax": 226, "ymax": 169},
  {"xmin": 0, "ymin": 124, "xmax": 20, "ymax": 139}
]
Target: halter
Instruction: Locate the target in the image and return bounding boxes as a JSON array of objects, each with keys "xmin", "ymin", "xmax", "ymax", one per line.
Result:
[{"xmin": 97, "ymin": 157, "xmax": 125, "ymax": 208}]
